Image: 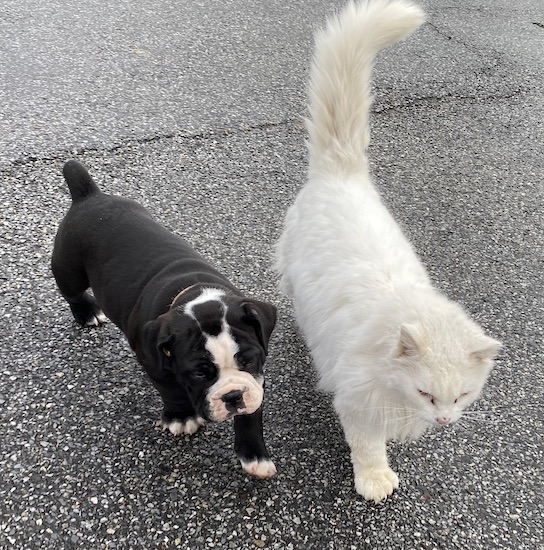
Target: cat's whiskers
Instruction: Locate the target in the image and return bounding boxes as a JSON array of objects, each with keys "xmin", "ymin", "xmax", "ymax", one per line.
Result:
[
  {"xmin": 461, "ymin": 413, "xmax": 493, "ymax": 421},
  {"xmin": 350, "ymin": 405, "xmax": 418, "ymax": 412},
  {"xmin": 352, "ymin": 407, "xmax": 421, "ymax": 420},
  {"xmin": 394, "ymin": 416, "xmax": 428, "ymax": 438},
  {"xmin": 461, "ymin": 410, "xmax": 494, "ymax": 419}
]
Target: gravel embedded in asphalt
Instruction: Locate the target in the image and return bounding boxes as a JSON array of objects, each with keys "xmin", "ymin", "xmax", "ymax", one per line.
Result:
[{"xmin": 1, "ymin": 0, "xmax": 543, "ymax": 548}]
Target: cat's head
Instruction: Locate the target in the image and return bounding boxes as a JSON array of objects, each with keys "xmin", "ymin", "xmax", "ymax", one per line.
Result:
[{"xmin": 389, "ymin": 313, "xmax": 501, "ymax": 427}]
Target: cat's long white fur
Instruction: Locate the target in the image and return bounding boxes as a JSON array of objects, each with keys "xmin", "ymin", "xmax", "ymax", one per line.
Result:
[
  {"xmin": 276, "ymin": 0, "xmax": 501, "ymax": 502},
  {"xmin": 307, "ymin": 0, "xmax": 425, "ymax": 178}
]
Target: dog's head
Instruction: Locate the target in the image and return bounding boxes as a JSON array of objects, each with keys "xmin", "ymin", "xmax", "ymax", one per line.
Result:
[{"xmin": 144, "ymin": 288, "xmax": 277, "ymax": 422}]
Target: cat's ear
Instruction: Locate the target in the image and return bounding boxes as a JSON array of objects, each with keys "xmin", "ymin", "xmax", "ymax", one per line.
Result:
[
  {"xmin": 469, "ymin": 335, "xmax": 501, "ymax": 365},
  {"xmin": 396, "ymin": 324, "xmax": 421, "ymax": 357}
]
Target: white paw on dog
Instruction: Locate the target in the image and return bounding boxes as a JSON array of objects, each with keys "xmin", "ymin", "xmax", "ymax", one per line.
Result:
[
  {"xmin": 241, "ymin": 458, "xmax": 277, "ymax": 479},
  {"xmin": 85, "ymin": 311, "xmax": 108, "ymax": 327},
  {"xmin": 163, "ymin": 416, "xmax": 205, "ymax": 436}
]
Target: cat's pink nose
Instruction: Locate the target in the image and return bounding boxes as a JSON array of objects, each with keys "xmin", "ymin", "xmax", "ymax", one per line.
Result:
[{"xmin": 436, "ymin": 416, "xmax": 451, "ymax": 425}]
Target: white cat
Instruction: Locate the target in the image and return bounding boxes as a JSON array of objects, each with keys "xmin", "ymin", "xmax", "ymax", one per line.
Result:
[{"xmin": 275, "ymin": 0, "xmax": 501, "ymax": 502}]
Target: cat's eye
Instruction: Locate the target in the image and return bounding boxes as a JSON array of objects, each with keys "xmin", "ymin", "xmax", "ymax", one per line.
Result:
[
  {"xmin": 454, "ymin": 392, "xmax": 470, "ymax": 404},
  {"xmin": 418, "ymin": 390, "xmax": 435, "ymax": 405}
]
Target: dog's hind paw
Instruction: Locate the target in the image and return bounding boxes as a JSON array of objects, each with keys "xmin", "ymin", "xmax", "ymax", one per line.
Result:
[
  {"xmin": 240, "ymin": 458, "xmax": 277, "ymax": 479},
  {"xmin": 85, "ymin": 311, "xmax": 108, "ymax": 327},
  {"xmin": 69, "ymin": 294, "xmax": 108, "ymax": 327},
  {"xmin": 162, "ymin": 416, "xmax": 205, "ymax": 436}
]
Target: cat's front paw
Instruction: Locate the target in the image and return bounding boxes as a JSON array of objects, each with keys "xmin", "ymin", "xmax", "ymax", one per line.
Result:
[{"xmin": 354, "ymin": 467, "xmax": 399, "ymax": 503}]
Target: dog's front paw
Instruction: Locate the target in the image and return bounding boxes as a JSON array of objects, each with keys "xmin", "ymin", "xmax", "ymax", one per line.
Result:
[
  {"xmin": 162, "ymin": 416, "xmax": 205, "ymax": 436},
  {"xmin": 240, "ymin": 458, "xmax": 277, "ymax": 479},
  {"xmin": 354, "ymin": 467, "xmax": 399, "ymax": 503}
]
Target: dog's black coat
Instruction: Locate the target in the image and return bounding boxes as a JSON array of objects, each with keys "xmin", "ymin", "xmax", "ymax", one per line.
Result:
[{"xmin": 52, "ymin": 160, "xmax": 277, "ymax": 474}]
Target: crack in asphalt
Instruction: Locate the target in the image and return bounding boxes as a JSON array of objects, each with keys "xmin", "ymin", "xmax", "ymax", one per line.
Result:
[
  {"xmin": 373, "ymin": 88, "xmax": 530, "ymax": 114},
  {"xmin": 1, "ymin": 20, "xmax": 536, "ymax": 174},
  {"xmin": 425, "ymin": 21, "xmax": 504, "ymax": 72},
  {"xmin": 0, "ymin": 77, "xmax": 532, "ymax": 173},
  {"xmin": 2, "ymin": 119, "xmax": 301, "ymax": 172}
]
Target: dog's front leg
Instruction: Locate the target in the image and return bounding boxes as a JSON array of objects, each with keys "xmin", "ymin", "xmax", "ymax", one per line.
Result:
[
  {"xmin": 234, "ymin": 407, "xmax": 276, "ymax": 479},
  {"xmin": 148, "ymin": 373, "xmax": 206, "ymax": 437}
]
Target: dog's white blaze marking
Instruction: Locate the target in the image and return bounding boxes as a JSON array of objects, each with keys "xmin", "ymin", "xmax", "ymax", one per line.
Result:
[
  {"xmin": 241, "ymin": 458, "xmax": 277, "ymax": 479},
  {"xmin": 184, "ymin": 287, "xmax": 240, "ymax": 370},
  {"xmin": 183, "ymin": 288, "xmax": 226, "ymax": 318},
  {"xmin": 205, "ymin": 330, "xmax": 239, "ymax": 370},
  {"xmin": 203, "ymin": 324, "xmax": 264, "ymax": 421}
]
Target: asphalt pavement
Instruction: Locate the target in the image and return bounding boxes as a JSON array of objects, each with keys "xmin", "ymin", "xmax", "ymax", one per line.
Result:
[{"xmin": 1, "ymin": 0, "xmax": 543, "ymax": 548}]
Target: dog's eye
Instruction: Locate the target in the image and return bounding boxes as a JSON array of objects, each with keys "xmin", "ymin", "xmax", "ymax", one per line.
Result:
[
  {"xmin": 192, "ymin": 364, "xmax": 216, "ymax": 381},
  {"xmin": 235, "ymin": 353, "xmax": 256, "ymax": 369},
  {"xmin": 162, "ymin": 347, "xmax": 172, "ymax": 358}
]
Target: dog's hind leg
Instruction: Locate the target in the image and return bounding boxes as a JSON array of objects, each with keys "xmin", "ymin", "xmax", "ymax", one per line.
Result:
[
  {"xmin": 67, "ymin": 291, "xmax": 107, "ymax": 327},
  {"xmin": 51, "ymin": 261, "xmax": 107, "ymax": 327}
]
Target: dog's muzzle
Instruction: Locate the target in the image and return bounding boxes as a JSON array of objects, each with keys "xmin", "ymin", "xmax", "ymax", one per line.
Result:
[{"xmin": 207, "ymin": 370, "xmax": 264, "ymax": 422}]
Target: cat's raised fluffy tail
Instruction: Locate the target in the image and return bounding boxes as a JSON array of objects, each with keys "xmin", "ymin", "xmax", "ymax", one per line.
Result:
[{"xmin": 307, "ymin": 0, "xmax": 425, "ymax": 177}]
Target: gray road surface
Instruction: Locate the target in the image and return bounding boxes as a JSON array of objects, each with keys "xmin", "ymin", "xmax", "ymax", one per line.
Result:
[{"xmin": 1, "ymin": 0, "xmax": 543, "ymax": 548}]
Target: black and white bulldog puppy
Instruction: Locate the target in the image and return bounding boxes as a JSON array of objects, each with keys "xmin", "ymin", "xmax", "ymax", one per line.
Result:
[{"xmin": 52, "ymin": 160, "xmax": 278, "ymax": 479}]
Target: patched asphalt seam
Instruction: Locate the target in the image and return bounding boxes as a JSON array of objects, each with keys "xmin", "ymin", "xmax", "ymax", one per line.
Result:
[{"xmin": 3, "ymin": 119, "xmax": 302, "ymax": 172}]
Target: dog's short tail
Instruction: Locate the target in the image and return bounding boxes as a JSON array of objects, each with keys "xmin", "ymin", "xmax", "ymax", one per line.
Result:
[
  {"xmin": 307, "ymin": 0, "xmax": 425, "ymax": 178},
  {"xmin": 63, "ymin": 160, "xmax": 100, "ymax": 201}
]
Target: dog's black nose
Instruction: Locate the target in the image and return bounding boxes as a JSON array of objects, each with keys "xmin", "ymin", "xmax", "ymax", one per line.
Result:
[{"xmin": 221, "ymin": 389, "xmax": 244, "ymax": 410}]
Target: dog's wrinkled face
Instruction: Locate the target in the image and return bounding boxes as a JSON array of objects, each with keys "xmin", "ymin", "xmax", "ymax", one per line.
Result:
[{"xmin": 149, "ymin": 288, "xmax": 276, "ymax": 422}]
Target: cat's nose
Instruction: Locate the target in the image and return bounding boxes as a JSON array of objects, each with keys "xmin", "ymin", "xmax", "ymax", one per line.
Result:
[{"xmin": 436, "ymin": 415, "xmax": 451, "ymax": 425}]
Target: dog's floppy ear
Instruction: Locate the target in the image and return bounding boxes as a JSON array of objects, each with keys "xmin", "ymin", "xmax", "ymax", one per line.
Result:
[
  {"xmin": 158, "ymin": 332, "xmax": 176, "ymax": 363},
  {"xmin": 142, "ymin": 315, "xmax": 176, "ymax": 372},
  {"xmin": 241, "ymin": 300, "xmax": 277, "ymax": 354}
]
